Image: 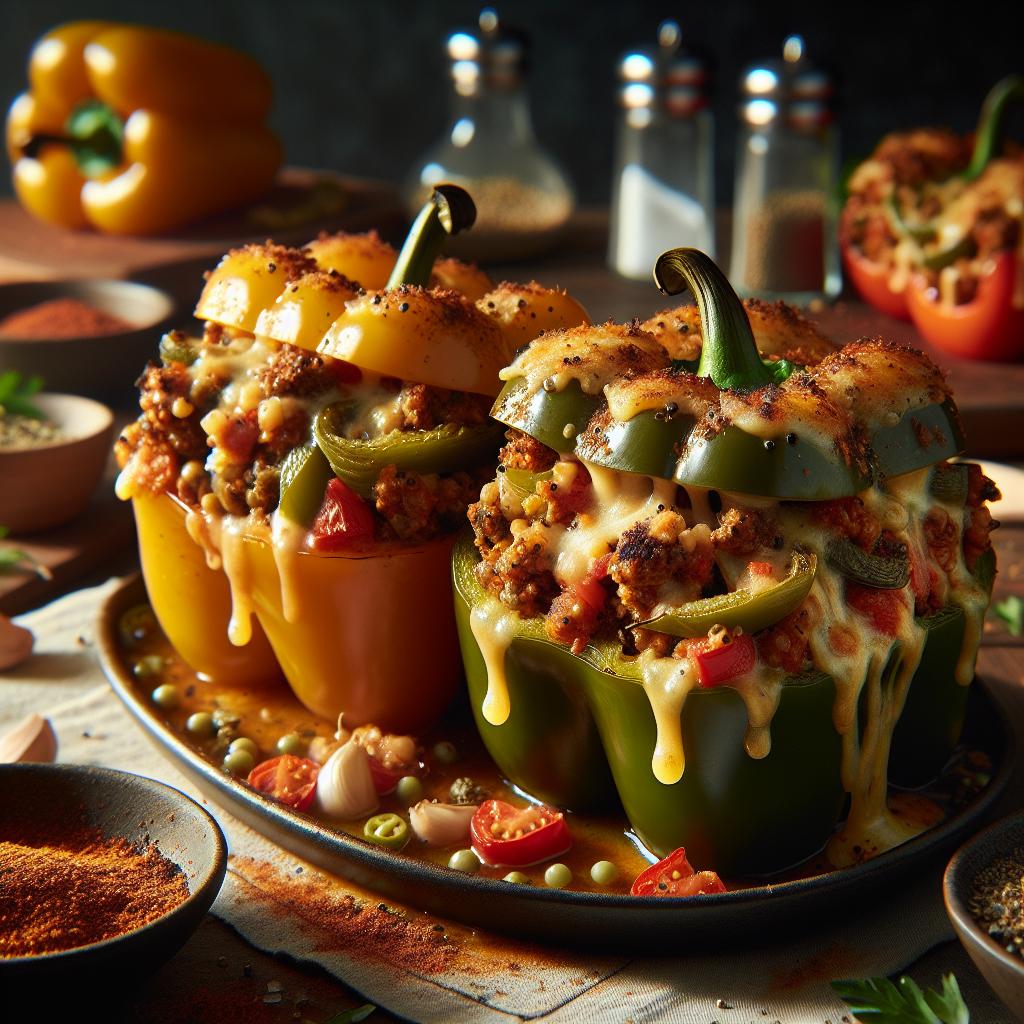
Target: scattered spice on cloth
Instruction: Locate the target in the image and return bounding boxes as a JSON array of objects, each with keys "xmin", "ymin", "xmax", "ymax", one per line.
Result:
[
  {"xmin": 969, "ymin": 844, "xmax": 1024, "ymax": 957},
  {"xmin": 0, "ymin": 297, "xmax": 133, "ymax": 339},
  {"xmin": 0, "ymin": 827, "xmax": 190, "ymax": 957}
]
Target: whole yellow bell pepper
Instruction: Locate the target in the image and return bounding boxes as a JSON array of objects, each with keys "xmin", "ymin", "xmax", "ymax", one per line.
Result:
[{"xmin": 6, "ymin": 22, "xmax": 283, "ymax": 234}]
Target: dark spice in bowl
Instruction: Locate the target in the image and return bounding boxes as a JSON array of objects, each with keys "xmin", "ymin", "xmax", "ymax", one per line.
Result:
[
  {"xmin": 970, "ymin": 845, "xmax": 1024, "ymax": 957},
  {"xmin": 0, "ymin": 297, "xmax": 134, "ymax": 339},
  {"xmin": 0, "ymin": 412, "xmax": 63, "ymax": 448},
  {"xmin": 0, "ymin": 826, "xmax": 190, "ymax": 958}
]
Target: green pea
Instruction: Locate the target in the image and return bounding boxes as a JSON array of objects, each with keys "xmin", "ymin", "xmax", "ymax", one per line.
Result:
[
  {"xmin": 150, "ymin": 683, "xmax": 179, "ymax": 709},
  {"xmin": 223, "ymin": 749, "xmax": 254, "ymax": 777},
  {"xmin": 228, "ymin": 737, "xmax": 258, "ymax": 757},
  {"xmin": 363, "ymin": 813, "xmax": 410, "ymax": 851},
  {"xmin": 134, "ymin": 655, "xmax": 165, "ymax": 680},
  {"xmin": 276, "ymin": 732, "xmax": 305, "ymax": 755},
  {"xmin": 432, "ymin": 740, "xmax": 458, "ymax": 765},
  {"xmin": 119, "ymin": 604, "xmax": 157, "ymax": 646},
  {"xmin": 395, "ymin": 775, "xmax": 423, "ymax": 806},
  {"xmin": 186, "ymin": 712, "xmax": 215, "ymax": 737},
  {"xmin": 503, "ymin": 871, "xmax": 531, "ymax": 885},
  {"xmin": 590, "ymin": 860, "xmax": 619, "ymax": 886},
  {"xmin": 544, "ymin": 863, "xmax": 572, "ymax": 889},
  {"xmin": 448, "ymin": 849, "xmax": 480, "ymax": 874}
]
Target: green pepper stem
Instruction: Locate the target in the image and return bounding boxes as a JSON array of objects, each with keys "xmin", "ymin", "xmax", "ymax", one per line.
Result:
[
  {"xmin": 21, "ymin": 99, "xmax": 124, "ymax": 178},
  {"xmin": 964, "ymin": 74, "xmax": 1024, "ymax": 182},
  {"xmin": 653, "ymin": 248, "xmax": 772, "ymax": 392},
  {"xmin": 386, "ymin": 184, "xmax": 477, "ymax": 289}
]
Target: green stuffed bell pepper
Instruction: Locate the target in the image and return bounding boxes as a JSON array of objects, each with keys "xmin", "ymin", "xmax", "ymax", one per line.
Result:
[{"xmin": 455, "ymin": 248, "xmax": 1000, "ymax": 878}]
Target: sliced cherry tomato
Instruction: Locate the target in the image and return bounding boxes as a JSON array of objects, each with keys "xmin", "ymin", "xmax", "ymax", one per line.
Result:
[
  {"xmin": 841, "ymin": 245, "xmax": 910, "ymax": 321},
  {"xmin": 846, "ymin": 583, "xmax": 906, "ymax": 636},
  {"xmin": 310, "ymin": 477, "xmax": 375, "ymax": 551},
  {"xmin": 368, "ymin": 757, "xmax": 406, "ymax": 796},
  {"xmin": 906, "ymin": 251, "xmax": 1024, "ymax": 362},
  {"xmin": 689, "ymin": 634, "xmax": 756, "ymax": 688},
  {"xmin": 630, "ymin": 848, "xmax": 727, "ymax": 897},
  {"xmin": 469, "ymin": 799, "xmax": 571, "ymax": 867},
  {"xmin": 247, "ymin": 755, "xmax": 320, "ymax": 811}
]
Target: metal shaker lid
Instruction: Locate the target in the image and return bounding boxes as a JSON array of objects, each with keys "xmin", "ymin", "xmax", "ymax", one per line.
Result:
[
  {"xmin": 447, "ymin": 8, "xmax": 529, "ymax": 93},
  {"xmin": 616, "ymin": 21, "xmax": 711, "ymax": 117},
  {"xmin": 738, "ymin": 36, "xmax": 834, "ymax": 129}
]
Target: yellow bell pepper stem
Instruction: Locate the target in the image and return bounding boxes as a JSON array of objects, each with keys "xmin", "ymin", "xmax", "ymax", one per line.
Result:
[{"xmin": 80, "ymin": 110, "xmax": 282, "ymax": 235}]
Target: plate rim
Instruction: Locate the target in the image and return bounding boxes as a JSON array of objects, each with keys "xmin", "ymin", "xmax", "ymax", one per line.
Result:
[{"xmin": 95, "ymin": 573, "xmax": 1015, "ymax": 935}]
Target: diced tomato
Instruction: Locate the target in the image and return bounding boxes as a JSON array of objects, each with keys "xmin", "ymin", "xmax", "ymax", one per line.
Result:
[
  {"xmin": 689, "ymin": 634, "xmax": 756, "ymax": 688},
  {"xmin": 630, "ymin": 847, "xmax": 727, "ymax": 897},
  {"xmin": 247, "ymin": 755, "xmax": 320, "ymax": 811},
  {"xmin": 846, "ymin": 583, "xmax": 905, "ymax": 636},
  {"xmin": 469, "ymin": 799, "xmax": 572, "ymax": 867},
  {"xmin": 367, "ymin": 757, "xmax": 407, "ymax": 796},
  {"xmin": 748, "ymin": 561, "xmax": 774, "ymax": 577},
  {"xmin": 310, "ymin": 478, "xmax": 375, "ymax": 551},
  {"xmin": 220, "ymin": 411, "xmax": 259, "ymax": 462},
  {"xmin": 575, "ymin": 553, "xmax": 613, "ymax": 614},
  {"xmin": 329, "ymin": 359, "xmax": 363, "ymax": 386}
]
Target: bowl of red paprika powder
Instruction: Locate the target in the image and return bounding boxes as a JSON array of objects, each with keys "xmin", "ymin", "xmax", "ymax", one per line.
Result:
[
  {"xmin": 0, "ymin": 763, "xmax": 226, "ymax": 984},
  {"xmin": 0, "ymin": 279, "xmax": 176, "ymax": 402}
]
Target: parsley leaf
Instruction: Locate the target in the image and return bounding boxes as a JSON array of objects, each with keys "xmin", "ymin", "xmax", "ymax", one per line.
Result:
[
  {"xmin": 832, "ymin": 973, "xmax": 969, "ymax": 1024},
  {"xmin": 994, "ymin": 594, "xmax": 1023, "ymax": 636},
  {"xmin": 0, "ymin": 525, "xmax": 51, "ymax": 579},
  {"xmin": 0, "ymin": 371, "xmax": 45, "ymax": 419}
]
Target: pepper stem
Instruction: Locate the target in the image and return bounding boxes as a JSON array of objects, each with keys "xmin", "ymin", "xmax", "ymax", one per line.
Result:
[
  {"xmin": 963, "ymin": 74, "xmax": 1024, "ymax": 182},
  {"xmin": 386, "ymin": 184, "xmax": 477, "ymax": 289},
  {"xmin": 653, "ymin": 248, "xmax": 772, "ymax": 392},
  {"xmin": 20, "ymin": 99, "xmax": 124, "ymax": 178}
]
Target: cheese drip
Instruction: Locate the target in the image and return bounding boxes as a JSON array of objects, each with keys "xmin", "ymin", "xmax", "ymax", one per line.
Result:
[
  {"xmin": 270, "ymin": 512, "xmax": 307, "ymax": 623},
  {"xmin": 640, "ymin": 650, "xmax": 698, "ymax": 784},
  {"xmin": 469, "ymin": 596, "xmax": 520, "ymax": 726}
]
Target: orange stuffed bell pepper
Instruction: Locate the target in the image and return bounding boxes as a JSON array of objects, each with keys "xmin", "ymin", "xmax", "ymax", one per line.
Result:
[
  {"xmin": 114, "ymin": 185, "xmax": 590, "ymax": 732},
  {"xmin": 840, "ymin": 75, "xmax": 1024, "ymax": 360},
  {"xmin": 6, "ymin": 22, "xmax": 282, "ymax": 234}
]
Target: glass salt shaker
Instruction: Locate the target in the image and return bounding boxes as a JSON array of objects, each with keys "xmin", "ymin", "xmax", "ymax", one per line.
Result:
[
  {"xmin": 729, "ymin": 36, "xmax": 840, "ymax": 302},
  {"xmin": 608, "ymin": 21, "xmax": 715, "ymax": 281},
  {"xmin": 402, "ymin": 8, "xmax": 575, "ymax": 261}
]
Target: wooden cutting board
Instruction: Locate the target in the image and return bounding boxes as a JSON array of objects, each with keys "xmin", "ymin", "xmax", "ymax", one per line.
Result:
[{"xmin": 0, "ymin": 168, "xmax": 404, "ymax": 284}]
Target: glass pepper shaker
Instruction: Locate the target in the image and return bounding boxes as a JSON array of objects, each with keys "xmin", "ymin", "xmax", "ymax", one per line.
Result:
[
  {"xmin": 608, "ymin": 21, "xmax": 715, "ymax": 281},
  {"xmin": 729, "ymin": 36, "xmax": 840, "ymax": 302},
  {"xmin": 403, "ymin": 8, "xmax": 575, "ymax": 261}
]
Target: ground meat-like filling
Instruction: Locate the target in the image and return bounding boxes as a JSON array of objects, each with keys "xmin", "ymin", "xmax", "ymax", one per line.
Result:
[
  {"xmin": 117, "ymin": 329, "xmax": 495, "ymax": 543},
  {"xmin": 468, "ymin": 430, "xmax": 998, "ymax": 667}
]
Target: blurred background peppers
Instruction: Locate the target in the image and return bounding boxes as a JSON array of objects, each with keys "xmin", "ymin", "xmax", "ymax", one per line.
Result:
[
  {"xmin": 5, "ymin": 21, "xmax": 282, "ymax": 234},
  {"xmin": 840, "ymin": 74, "xmax": 1024, "ymax": 361}
]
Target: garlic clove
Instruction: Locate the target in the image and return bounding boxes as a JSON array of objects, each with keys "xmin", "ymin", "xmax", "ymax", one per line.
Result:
[
  {"xmin": 0, "ymin": 615, "xmax": 33, "ymax": 670},
  {"xmin": 0, "ymin": 713, "xmax": 57, "ymax": 763},
  {"xmin": 314, "ymin": 739, "xmax": 378, "ymax": 820},
  {"xmin": 409, "ymin": 801, "xmax": 478, "ymax": 847}
]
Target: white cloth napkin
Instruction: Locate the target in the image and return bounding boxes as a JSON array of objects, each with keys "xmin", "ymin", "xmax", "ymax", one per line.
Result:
[{"xmin": 2, "ymin": 581, "xmax": 1012, "ymax": 1023}]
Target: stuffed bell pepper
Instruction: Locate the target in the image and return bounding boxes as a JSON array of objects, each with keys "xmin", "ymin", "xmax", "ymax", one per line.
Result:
[
  {"xmin": 454, "ymin": 248, "xmax": 998, "ymax": 877},
  {"xmin": 115, "ymin": 185, "xmax": 589, "ymax": 733},
  {"xmin": 840, "ymin": 74, "xmax": 1024, "ymax": 361}
]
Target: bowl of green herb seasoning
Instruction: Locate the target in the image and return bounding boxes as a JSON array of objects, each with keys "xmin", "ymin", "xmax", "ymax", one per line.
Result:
[
  {"xmin": 944, "ymin": 810, "xmax": 1024, "ymax": 1020},
  {"xmin": 0, "ymin": 376, "xmax": 114, "ymax": 534}
]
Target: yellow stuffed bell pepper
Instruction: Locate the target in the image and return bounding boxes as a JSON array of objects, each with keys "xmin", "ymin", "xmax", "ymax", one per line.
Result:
[{"xmin": 6, "ymin": 22, "xmax": 282, "ymax": 234}]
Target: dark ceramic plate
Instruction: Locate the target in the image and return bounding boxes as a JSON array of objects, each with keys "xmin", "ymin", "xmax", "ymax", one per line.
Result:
[
  {"xmin": 98, "ymin": 575, "xmax": 1011, "ymax": 949},
  {"xmin": 0, "ymin": 762, "xmax": 226, "ymax": 982}
]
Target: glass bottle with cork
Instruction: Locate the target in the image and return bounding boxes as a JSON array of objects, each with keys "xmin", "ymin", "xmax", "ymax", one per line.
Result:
[
  {"xmin": 608, "ymin": 21, "xmax": 715, "ymax": 281},
  {"xmin": 729, "ymin": 36, "xmax": 840, "ymax": 302},
  {"xmin": 403, "ymin": 8, "xmax": 574, "ymax": 261}
]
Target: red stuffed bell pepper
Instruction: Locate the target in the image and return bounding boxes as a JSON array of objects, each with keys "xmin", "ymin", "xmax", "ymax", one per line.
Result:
[{"xmin": 841, "ymin": 75, "xmax": 1024, "ymax": 361}]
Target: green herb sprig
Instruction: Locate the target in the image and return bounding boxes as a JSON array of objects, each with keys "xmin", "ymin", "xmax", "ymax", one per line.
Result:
[
  {"xmin": 831, "ymin": 973, "xmax": 969, "ymax": 1024},
  {"xmin": 994, "ymin": 594, "xmax": 1023, "ymax": 636},
  {"xmin": 0, "ymin": 526, "xmax": 51, "ymax": 579},
  {"xmin": 0, "ymin": 371, "xmax": 45, "ymax": 419}
]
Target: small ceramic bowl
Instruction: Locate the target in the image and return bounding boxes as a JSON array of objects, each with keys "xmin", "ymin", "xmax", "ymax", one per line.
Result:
[
  {"xmin": 0, "ymin": 279, "xmax": 175, "ymax": 402},
  {"xmin": 944, "ymin": 810, "xmax": 1024, "ymax": 1019},
  {"xmin": 0, "ymin": 763, "xmax": 226, "ymax": 984},
  {"xmin": 0, "ymin": 392, "xmax": 114, "ymax": 534}
]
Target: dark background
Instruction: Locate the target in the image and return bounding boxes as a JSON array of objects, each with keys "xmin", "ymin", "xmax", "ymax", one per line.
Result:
[{"xmin": 0, "ymin": 0, "xmax": 1020, "ymax": 206}]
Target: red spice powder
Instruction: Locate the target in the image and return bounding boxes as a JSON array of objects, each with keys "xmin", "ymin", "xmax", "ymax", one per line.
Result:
[
  {"xmin": 0, "ymin": 297, "xmax": 134, "ymax": 339},
  {"xmin": 0, "ymin": 828, "xmax": 190, "ymax": 957}
]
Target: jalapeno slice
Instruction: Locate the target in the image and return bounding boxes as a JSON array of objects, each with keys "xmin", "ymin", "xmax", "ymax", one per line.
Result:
[{"xmin": 363, "ymin": 812, "xmax": 411, "ymax": 851}]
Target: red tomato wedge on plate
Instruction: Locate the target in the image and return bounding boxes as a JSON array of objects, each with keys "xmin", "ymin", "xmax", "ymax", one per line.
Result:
[
  {"xmin": 470, "ymin": 799, "xmax": 572, "ymax": 867},
  {"xmin": 630, "ymin": 848, "xmax": 727, "ymax": 897},
  {"xmin": 247, "ymin": 755, "xmax": 320, "ymax": 811}
]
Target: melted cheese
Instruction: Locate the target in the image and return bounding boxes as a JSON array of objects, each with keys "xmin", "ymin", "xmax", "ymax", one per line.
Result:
[
  {"xmin": 639, "ymin": 650, "xmax": 697, "ymax": 784},
  {"xmin": 468, "ymin": 596, "xmax": 521, "ymax": 726}
]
